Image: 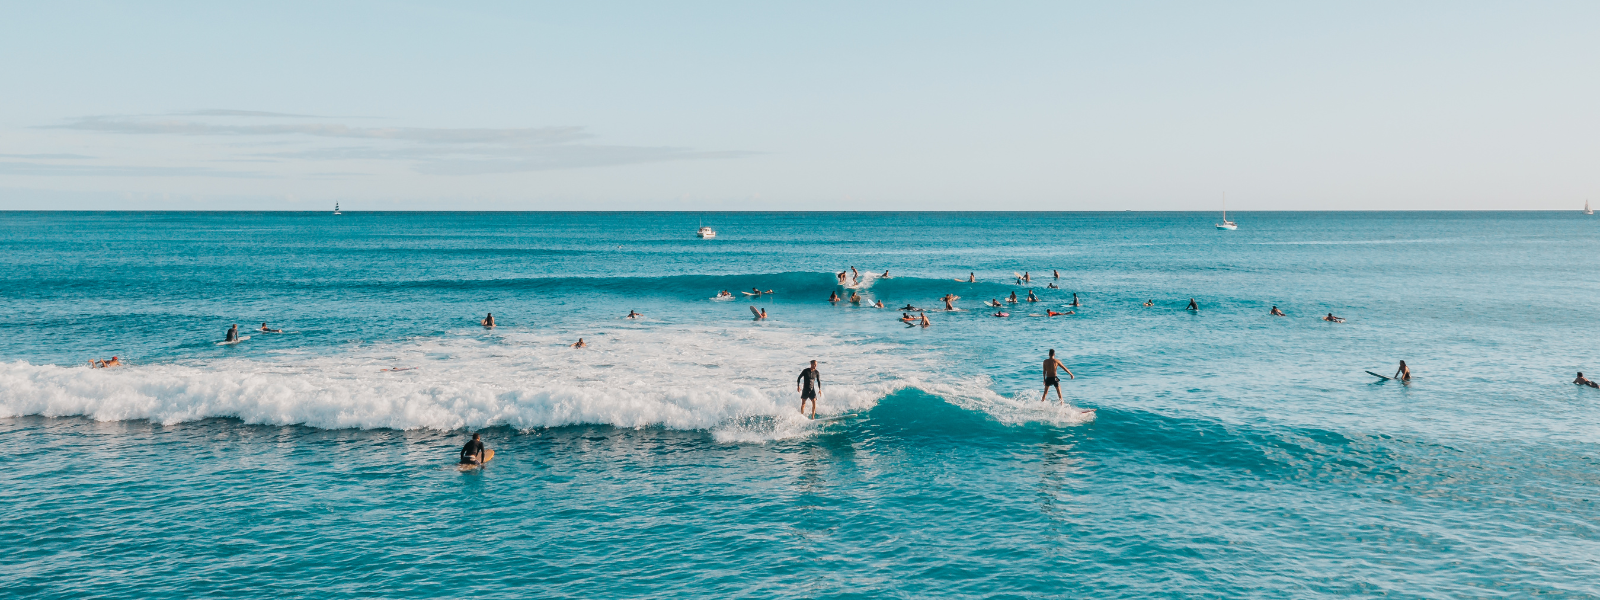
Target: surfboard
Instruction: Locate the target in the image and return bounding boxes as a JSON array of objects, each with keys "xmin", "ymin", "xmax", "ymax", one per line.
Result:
[
  {"xmin": 1366, "ymin": 371, "xmax": 1391, "ymax": 380},
  {"xmin": 993, "ymin": 312, "xmax": 1009, "ymax": 317},
  {"xmin": 710, "ymin": 296, "xmax": 734, "ymax": 301},
  {"xmin": 216, "ymin": 335, "xmax": 251, "ymax": 345},
  {"xmin": 458, "ymin": 448, "xmax": 495, "ymax": 471},
  {"xmin": 812, "ymin": 413, "xmax": 860, "ymax": 423},
  {"xmin": 749, "ymin": 306, "xmax": 764, "ymax": 318}
]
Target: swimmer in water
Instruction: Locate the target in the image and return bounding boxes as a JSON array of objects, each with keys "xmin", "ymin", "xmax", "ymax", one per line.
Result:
[
  {"xmin": 1046, "ymin": 283, "xmax": 1059, "ymax": 289},
  {"xmin": 260, "ymin": 322, "xmax": 282, "ymax": 333},
  {"xmin": 756, "ymin": 308, "xmax": 768, "ymax": 320},
  {"xmin": 225, "ymin": 324, "xmax": 239, "ymax": 342},
  {"xmin": 920, "ymin": 312, "xmax": 931, "ymax": 327},
  {"xmin": 571, "ymin": 338, "xmax": 586, "ymax": 348},
  {"xmin": 481, "ymin": 313, "xmax": 495, "ymax": 327},
  {"xmin": 627, "ymin": 310, "xmax": 642, "ymax": 319},
  {"xmin": 1053, "ymin": 269, "xmax": 1060, "ymax": 279},
  {"xmin": 829, "ymin": 291, "xmax": 840, "ymax": 303},
  {"xmin": 1393, "ymin": 360, "xmax": 1411, "ymax": 382},
  {"xmin": 1270, "ymin": 306, "xmax": 1286, "ymax": 316},
  {"xmin": 1186, "ymin": 299, "xmax": 1198, "ymax": 311},
  {"xmin": 1040, "ymin": 349, "xmax": 1076, "ymax": 404},
  {"xmin": 1023, "ymin": 271, "xmax": 1031, "ymax": 283},
  {"xmin": 874, "ymin": 300, "xmax": 884, "ymax": 308},
  {"xmin": 944, "ymin": 296, "xmax": 956, "ymax": 311},
  {"xmin": 849, "ymin": 291, "xmax": 861, "ymax": 304},
  {"xmin": 1575, "ymin": 372, "xmax": 1599, "ymax": 388}
]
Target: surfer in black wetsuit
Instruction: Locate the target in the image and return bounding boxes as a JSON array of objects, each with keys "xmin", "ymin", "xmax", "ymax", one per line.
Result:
[
  {"xmin": 1576, "ymin": 372, "xmax": 1599, "ymax": 388},
  {"xmin": 1041, "ymin": 349, "xmax": 1075, "ymax": 404},
  {"xmin": 797, "ymin": 360, "xmax": 822, "ymax": 419},
  {"xmin": 225, "ymin": 324, "xmax": 239, "ymax": 342},
  {"xmin": 459, "ymin": 433, "xmax": 486, "ymax": 465},
  {"xmin": 1186, "ymin": 299, "xmax": 1198, "ymax": 311}
]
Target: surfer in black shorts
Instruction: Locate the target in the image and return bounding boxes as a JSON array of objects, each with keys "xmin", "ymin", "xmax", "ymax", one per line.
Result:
[
  {"xmin": 797, "ymin": 360, "xmax": 822, "ymax": 419},
  {"xmin": 1041, "ymin": 349, "xmax": 1075, "ymax": 403},
  {"xmin": 459, "ymin": 433, "xmax": 486, "ymax": 465},
  {"xmin": 1574, "ymin": 372, "xmax": 1597, "ymax": 388}
]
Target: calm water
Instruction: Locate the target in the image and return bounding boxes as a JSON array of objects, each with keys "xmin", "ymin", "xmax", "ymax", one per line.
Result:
[{"xmin": 2, "ymin": 211, "xmax": 1598, "ymax": 598}]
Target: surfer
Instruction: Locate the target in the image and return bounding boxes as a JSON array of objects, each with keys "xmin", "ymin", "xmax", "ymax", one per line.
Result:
[
  {"xmin": 1046, "ymin": 283, "xmax": 1059, "ymax": 289},
  {"xmin": 1575, "ymin": 372, "xmax": 1599, "ymax": 388},
  {"xmin": 627, "ymin": 310, "xmax": 642, "ymax": 319},
  {"xmin": 968, "ymin": 273, "xmax": 976, "ymax": 283},
  {"xmin": 1270, "ymin": 306, "xmax": 1286, "ymax": 317},
  {"xmin": 899, "ymin": 304, "xmax": 919, "ymax": 311},
  {"xmin": 750, "ymin": 287, "xmax": 763, "ymax": 296},
  {"xmin": 849, "ymin": 291, "xmax": 861, "ymax": 304},
  {"xmin": 901, "ymin": 312, "xmax": 915, "ymax": 322},
  {"xmin": 259, "ymin": 322, "xmax": 282, "ymax": 333},
  {"xmin": 920, "ymin": 312, "xmax": 931, "ymax": 327},
  {"xmin": 1041, "ymin": 349, "xmax": 1075, "ymax": 404},
  {"xmin": 1323, "ymin": 313, "xmax": 1343, "ymax": 323},
  {"xmin": 459, "ymin": 433, "xmax": 486, "ymax": 466},
  {"xmin": 1393, "ymin": 361, "xmax": 1411, "ymax": 382},
  {"xmin": 571, "ymin": 338, "xmax": 586, "ymax": 348},
  {"xmin": 1143, "ymin": 299, "xmax": 1154, "ymax": 307},
  {"xmin": 225, "ymin": 324, "xmax": 239, "ymax": 342},
  {"xmin": 943, "ymin": 296, "xmax": 956, "ymax": 311},
  {"xmin": 1053, "ymin": 269, "xmax": 1060, "ymax": 279},
  {"xmin": 90, "ymin": 356, "xmax": 121, "ymax": 368},
  {"xmin": 1046, "ymin": 310, "xmax": 1070, "ymax": 317},
  {"xmin": 838, "ymin": 271, "xmax": 848, "ymax": 285},
  {"xmin": 755, "ymin": 308, "xmax": 768, "ymax": 320},
  {"xmin": 1026, "ymin": 290, "xmax": 1039, "ymax": 303},
  {"xmin": 1186, "ymin": 299, "xmax": 1198, "ymax": 311},
  {"xmin": 829, "ymin": 291, "xmax": 840, "ymax": 303},
  {"xmin": 481, "ymin": 313, "xmax": 495, "ymax": 327},
  {"xmin": 718, "ymin": 290, "xmax": 733, "ymax": 299},
  {"xmin": 1023, "ymin": 271, "xmax": 1031, "ymax": 283},
  {"xmin": 881, "ymin": 270, "xmax": 891, "ymax": 278},
  {"xmin": 796, "ymin": 360, "xmax": 822, "ymax": 419},
  {"xmin": 1007, "ymin": 291, "xmax": 1018, "ymax": 304},
  {"xmin": 874, "ymin": 300, "xmax": 884, "ymax": 308},
  {"xmin": 1068, "ymin": 293, "xmax": 1081, "ymax": 307},
  {"xmin": 850, "ymin": 266, "xmax": 859, "ymax": 282}
]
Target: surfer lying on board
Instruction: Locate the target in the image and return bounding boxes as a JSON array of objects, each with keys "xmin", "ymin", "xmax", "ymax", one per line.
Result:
[
  {"xmin": 1046, "ymin": 310, "xmax": 1073, "ymax": 317},
  {"xmin": 1047, "ymin": 283, "xmax": 1059, "ymax": 289},
  {"xmin": 459, "ymin": 433, "xmax": 486, "ymax": 466},
  {"xmin": 572, "ymin": 338, "xmax": 586, "ymax": 348},
  {"xmin": 1270, "ymin": 306, "xmax": 1286, "ymax": 316},
  {"xmin": 481, "ymin": 313, "xmax": 495, "ymax": 327},
  {"xmin": 1186, "ymin": 299, "xmax": 1198, "ymax": 311},
  {"xmin": 627, "ymin": 310, "xmax": 643, "ymax": 319},
  {"xmin": 260, "ymin": 323, "xmax": 283, "ymax": 333},
  {"xmin": 1576, "ymin": 372, "xmax": 1599, "ymax": 388},
  {"xmin": 1393, "ymin": 361, "xmax": 1411, "ymax": 382},
  {"xmin": 899, "ymin": 304, "xmax": 919, "ymax": 311},
  {"xmin": 226, "ymin": 324, "xmax": 239, "ymax": 342},
  {"xmin": 1041, "ymin": 349, "xmax": 1075, "ymax": 404},
  {"xmin": 797, "ymin": 360, "xmax": 822, "ymax": 419},
  {"xmin": 90, "ymin": 356, "xmax": 122, "ymax": 368},
  {"xmin": 1323, "ymin": 313, "xmax": 1344, "ymax": 323}
]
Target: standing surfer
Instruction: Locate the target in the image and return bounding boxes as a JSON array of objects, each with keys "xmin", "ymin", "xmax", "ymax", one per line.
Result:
[
  {"xmin": 1041, "ymin": 349, "xmax": 1075, "ymax": 404},
  {"xmin": 796, "ymin": 360, "xmax": 822, "ymax": 419}
]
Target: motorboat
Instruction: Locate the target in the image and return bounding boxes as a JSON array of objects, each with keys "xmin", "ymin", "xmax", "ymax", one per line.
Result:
[{"xmin": 696, "ymin": 225, "xmax": 716, "ymax": 239}]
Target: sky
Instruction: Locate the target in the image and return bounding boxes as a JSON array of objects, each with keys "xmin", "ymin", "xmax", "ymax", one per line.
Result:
[{"xmin": 1, "ymin": 1, "xmax": 1597, "ymax": 211}]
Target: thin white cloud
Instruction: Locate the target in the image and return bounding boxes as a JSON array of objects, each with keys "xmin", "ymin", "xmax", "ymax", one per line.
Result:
[
  {"xmin": 0, "ymin": 153, "xmax": 94, "ymax": 159},
  {"xmin": 177, "ymin": 109, "xmax": 339, "ymax": 118},
  {"xmin": 0, "ymin": 161, "xmax": 263, "ymax": 178},
  {"xmin": 45, "ymin": 116, "xmax": 587, "ymax": 145}
]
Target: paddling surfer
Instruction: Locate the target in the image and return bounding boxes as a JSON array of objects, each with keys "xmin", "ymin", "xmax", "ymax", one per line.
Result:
[
  {"xmin": 796, "ymin": 360, "xmax": 822, "ymax": 419},
  {"xmin": 1041, "ymin": 349, "xmax": 1075, "ymax": 404},
  {"xmin": 1576, "ymin": 372, "xmax": 1599, "ymax": 388},
  {"xmin": 1323, "ymin": 312, "xmax": 1343, "ymax": 323},
  {"xmin": 459, "ymin": 433, "xmax": 486, "ymax": 466},
  {"xmin": 260, "ymin": 322, "xmax": 282, "ymax": 333},
  {"xmin": 571, "ymin": 338, "xmax": 586, "ymax": 348},
  {"xmin": 1270, "ymin": 306, "xmax": 1286, "ymax": 317},
  {"xmin": 627, "ymin": 310, "xmax": 643, "ymax": 319}
]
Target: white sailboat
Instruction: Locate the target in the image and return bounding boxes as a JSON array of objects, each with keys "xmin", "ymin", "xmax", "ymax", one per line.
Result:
[
  {"xmin": 333, "ymin": 202, "xmax": 342, "ymax": 215},
  {"xmin": 1216, "ymin": 196, "xmax": 1237, "ymax": 230},
  {"xmin": 1586, "ymin": 200, "xmax": 1593, "ymax": 215}
]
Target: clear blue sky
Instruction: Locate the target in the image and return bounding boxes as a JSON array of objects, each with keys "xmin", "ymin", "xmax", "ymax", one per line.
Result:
[{"xmin": 2, "ymin": 1, "xmax": 1596, "ymax": 210}]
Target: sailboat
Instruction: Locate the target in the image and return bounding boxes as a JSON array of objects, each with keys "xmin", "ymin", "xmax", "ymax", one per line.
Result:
[
  {"xmin": 333, "ymin": 202, "xmax": 342, "ymax": 216},
  {"xmin": 1586, "ymin": 200, "xmax": 1593, "ymax": 215},
  {"xmin": 1216, "ymin": 197, "xmax": 1237, "ymax": 230}
]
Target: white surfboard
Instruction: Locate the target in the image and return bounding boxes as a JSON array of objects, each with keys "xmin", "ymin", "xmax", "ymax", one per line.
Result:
[{"xmin": 216, "ymin": 335, "xmax": 251, "ymax": 346}]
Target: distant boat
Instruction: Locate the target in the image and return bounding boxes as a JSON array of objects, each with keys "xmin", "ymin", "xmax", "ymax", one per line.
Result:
[
  {"xmin": 1216, "ymin": 198, "xmax": 1237, "ymax": 230},
  {"xmin": 696, "ymin": 225, "xmax": 716, "ymax": 239},
  {"xmin": 333, "ymin": 203, "xmax": 342, "ymax": 215},
  {"xmin": 1587, "ymin": 200, "xmax": 1593, "ymax": 215}
]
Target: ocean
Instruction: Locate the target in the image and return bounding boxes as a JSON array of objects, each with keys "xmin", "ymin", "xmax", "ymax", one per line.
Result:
[{"xmin": 2, "ymin": 211, "xmax": 1597, "ymax": 598}]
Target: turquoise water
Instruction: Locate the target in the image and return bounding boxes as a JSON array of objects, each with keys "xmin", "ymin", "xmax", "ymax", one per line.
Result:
[{"xmin": 2, "ymin": 211, "xmax": 1598, "ymax": 598}]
